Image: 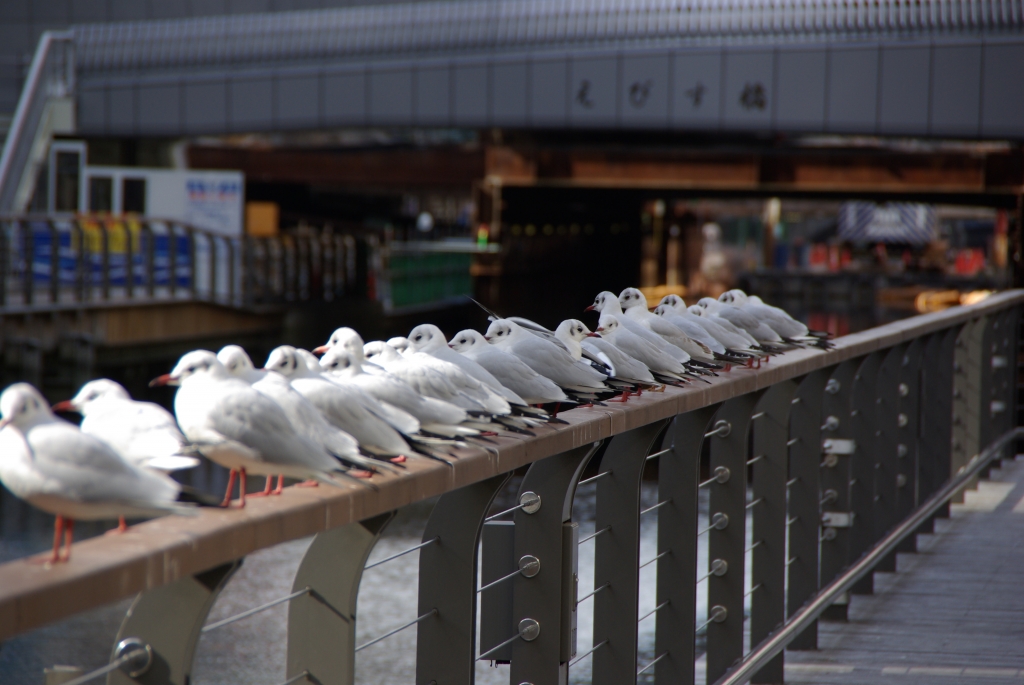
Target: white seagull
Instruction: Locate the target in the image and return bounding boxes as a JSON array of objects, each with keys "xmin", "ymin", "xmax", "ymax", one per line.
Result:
[
  {"xmin": 0, "ymin": 383, "xmax": 194, "ymax": 563},
  {"xmin": 449, "ymin": 329, "xmax": 569, "ymax": 405},
  {"xmin": 554, "ymin": 319, "xmax": 657, "ymax": 387},
  {"xmin": 595, "ymin": 314, "xmax": 690, "ymax": 382},
  {"xmin": 719, "ymin": 290, "xmax": 832, "ymax": 348},
  {"xmin": 484, "ymin": 318, "xmax": 609, "ymax": 395},
  {"xmin": 696, "ymin": 297, "xmax": 787, "ymax": 345},
  {"xmin": 587, "ymin": 292, "xmax": 691, "ymax": 364},
  {"xmin": 618, "ymin": 288, "xmax": 717, "ymax": 363}
]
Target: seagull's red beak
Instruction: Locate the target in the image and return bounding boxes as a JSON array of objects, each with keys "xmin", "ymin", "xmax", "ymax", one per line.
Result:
[
  {"xmin": 149, "ymin": 373, "xmax": 175, "ymax": 387},
  {"xmin": 586, "ymin": 332, "xmax": 601, "ymax": 337},
  {"xmin": 312, "ymin": 345, "xmax": 330, "ymax": 355},
  {"xmin": 51, "ymin": 400, "xmax": 76, "ymax": 413},
  {"xmin": 484, "ymin": 336, "xmax": 492, "ymax": 341},
  {"xmin": 448, "ymin": 343, "xmax": 456, "ymax": 348},
  {"xmin": 0, "ymin": 417, "xmax": 10, "ymax": 429},
  {"xmin": 584, "ymin": 305, "xmax": 596, "ymax": 312},
  {"xmin": 595, "ymin": 327, "xmax": 605, "ymax": 332}
]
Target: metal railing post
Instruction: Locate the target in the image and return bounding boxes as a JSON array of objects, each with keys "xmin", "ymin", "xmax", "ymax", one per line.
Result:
[
  {"xmin": 106, "ymin": 561, "xmax": 240, "ymax": 685},
  {"xmin": 416, "ymin": 474, "xmax": 512, "ymax": 684},
  {"xmin": 894, "ymin": 339, "xmax": 923, "ymax": 554},
  {"xmin": 917, "ymin": 328, "xmax": 958, "ymax": 529},
  {"xmin": 873, "ymin": 343, "xmax": 909, "ymax": 569},
  {"xmin": 287, "ymin": 512, "xmax": 394, "ymax": 685},
  {"xmin": 653, "ymin": 407, "xmax": 719, "ymax": 685},
  {"xmin": 706, "ymin": 392, "xmax": 764, "ymax": 684},
  {"xmin": 818, "ymin": 359, "xmax": 860, "ymax": 620},
  {"xmin": 952, "ymin": 319, "xmax": 985, "ymax": 500},
  {"xmin": 511, "ymin": 442, "xmax": 601, "ymax": 685},
  {"xmin": 591, "ymin": 419, "xmax": 671, "ymax": 685},
  {"xmin": 849, "ymin": 352, "xmax": 884, "ymax": 595},
  {"xmin": 786, "ymin": 368, "xmax": 832, "ymax": 649},
  {"xmin": 749, "ymin": 381, "xmax": 798, "ymax": 684}
]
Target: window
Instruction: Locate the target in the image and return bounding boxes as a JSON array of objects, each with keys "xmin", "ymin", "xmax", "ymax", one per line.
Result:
[
  {"xmin": 54, "ymin": 151, "xmax": 80, "ymax": 212},
  {"xmin": 122, "ymin": 178, "xmax": 146, "ymax": 214},
  {"xmin": 89, "ymin": 176, "xmax": 113, "ymax": 213}
]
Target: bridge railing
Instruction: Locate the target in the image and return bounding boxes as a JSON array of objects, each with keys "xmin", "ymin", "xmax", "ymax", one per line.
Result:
[
  {"xmin": 0, "ymin": 291, "xmax": 1020, "ymax": 685},
  {"xmin": 0, "ymin": 215, "xmax": 359, "ymax": 312}
]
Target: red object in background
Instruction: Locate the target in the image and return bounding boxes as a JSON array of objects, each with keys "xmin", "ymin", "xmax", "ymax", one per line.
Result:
[
  {"xmin": 807, "ymin": 312, "xmax": 849, "ymax": 338},
  {"xmin": 840, "ymin": 247, "xmax": 852, "ymax": 269},
  {"xmin": 828, "ymin": 245, "xmax": 841, "ymax": 272},
  {"xmin": 809, "ymin": 244, "xmax": 829, "ymax": 269},
  {"xmin": 954, "ymin": 248, "xmax": 986, "ymax": 276}
]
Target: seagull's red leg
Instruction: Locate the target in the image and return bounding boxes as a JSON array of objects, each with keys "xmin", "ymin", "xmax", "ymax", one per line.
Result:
[
  {"xmin": 553, "ymin": 402, "xmax": 561, "ymax": 417},
  {"xmin": 48, "ymin": 516, "xmax": 64, "ymax": 564},
  {"xmin": 61, "ymin": 519, "xmax": 75, "ymax": 562},
  {"xmin": 273, "ymin": 475, "xmax": 285, "ymax": 495},
  {"xmin": 220, "ymin": 469, "xmax": 238, "ymax": 508},
  {"xmin": 297, "ymin": 479, "xmax": 320, "ymax": 487},
  {"xmin": 237, "ymin": 468, "xmax": 247, "ymax": 508},
  {"xmin": 610, "ymin": 390, "xmax": 630, "ymax": 402},
  {"xmin": 105, "ymin": 516, "xmax": 129, "ymax": 535},
  {"xmin": 390, "ymin": 455, "xmax": 407, "ymax": 464},
  {"xmin": 249, "ymin": 475, "xmax": 276, "ymax": 498}
]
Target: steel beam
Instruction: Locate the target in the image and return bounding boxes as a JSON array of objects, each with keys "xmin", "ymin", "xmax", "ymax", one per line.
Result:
[
  {"xmin": 287, "ymin": 512, "xmax": 394, "ymax": 685},
  {"xmin": 654, "ymin": 407, "xmax": 720, "ymax": 685},
  {"xmin": 706, "ymin": 392, "xmax": 764, "ymax": 684},
  {"xmin": 511, "ymin": 442, "xmax": 601, "ymax": 685},
  {"xmin": 416, "ymin": 474, "xmax": 512, "ymax": 685}
]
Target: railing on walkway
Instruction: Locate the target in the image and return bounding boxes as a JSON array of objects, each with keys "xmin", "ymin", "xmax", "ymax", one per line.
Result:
[
  {"xmin": 0, "ymin": 215, "xmax": 359, "ymax": 312},
  {"xmin": 0, "ymin": 291, "xmax": 1020, "ymax": 685}
]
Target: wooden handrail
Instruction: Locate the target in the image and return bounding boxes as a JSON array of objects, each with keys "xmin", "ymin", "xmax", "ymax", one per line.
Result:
[{"xmin": 0, "ymin": 290, "xmax": 1021, "ymax": 641}]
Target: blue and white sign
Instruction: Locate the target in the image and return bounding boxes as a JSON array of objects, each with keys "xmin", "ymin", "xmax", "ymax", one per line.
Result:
[{"xmin": 838, "ymin": 202, "xmax": 936, "ymax": 245}]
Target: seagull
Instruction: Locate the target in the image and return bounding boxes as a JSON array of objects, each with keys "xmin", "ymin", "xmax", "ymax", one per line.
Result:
[
  {"xmin": 595, "ymin": 314, "xmax": 691, "ymax": 383},
  {"xmin": 319, "ymin": 345, "xmax": 481, "ymax": 438},
  {"xmin": 683, "ymin": 301, "xmax": 764, "ymax": 350},
  {"xmin": 53, "ymin": 379, "xmax": 200, "ymax": 473},
  {"xmin": 263, "ymin": 345, "xmax": 415, "ymax": 459},
  {"xmin": 618, "ymin": 288, "xmax": 718, "ymax": 364},
  {"xmin": 553, "ymin": 319, "xmax": 657, "ymax": 387},
  {"xmin": 586, "ymin": 292, "xmax": 692, "ymax": 365},
  {"xmin": 365, "ymin": 340, "xmax": 512, "ymax": 417},
  {"xmin": 217, "ymin": 345, "xmax": 386, "ymax": 492},
  {"xmin": 388, "ymin": 337, "xmax": 411, "ymax": 354},
  {"xmin": 0, "ymin": 383, "xmax": 195, "ymax": 563},
  {"xmin": 720, "ymin": 290, "xmax": 833, "ymax": 348},
  {"xmin": 696, "ymin": 297, "xmax": 789, "ymax": 345},
  {"xmin": 448, "ymin": 329, "xmax": 569, "ymax": 405},
  {"xmin": 152, "ymin": 350, "xmax": 357, "ymax": 508},
  {"xmin": 652, "ymin": 301, "xmax": 763, "ymax": 360},
  {"xmin": 484, "ymin": 318, "xmax": 610, "ymax": 396}
]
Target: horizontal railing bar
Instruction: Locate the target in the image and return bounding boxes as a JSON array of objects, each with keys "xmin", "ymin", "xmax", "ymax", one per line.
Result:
[
  {"xmin": 786, "ymin": 438, "xmax": 800, "ymax": 446},
  {"xmin": 641, "ymin": 499, "xmax": 672, "ymax": 515},
  {"xmin": 355, "ymin": 609, "xmax": 437, "ymax": 652},
  {"xmin": 745, "ymin": 540, "xmax": 763, "ymax": 553},
  {"xmin": 365, "ymin": 537, "xmax": 438, "ymax": 569},
  {"xmin": 202, "ymin": 587, "xmax": 311, "ymax": 633},
  {"xmin": 576, "ymin": 582, "xmax": 610, "ymax": 605},
  {"xmin": 646, "ymin": 447, "xmax": 673, "ymax": 461},
  {"xmin": 3, "ymin": 291, "xmax": 1022, "ymax": 643},
  {"xmin": 579, "ymin": 471, "xmax": 611, "ymax": 486},
  {"xmin": 786, "ymin": 478, "xmax": 799, "ymax": 487},
  {"xmin": 640, "ymin": 550, "xmax": 670, "ymax": 569},
  {"xmin": 53, "ymin": 649, "xmax": 148, "ymax": 685},
  {"xmin": 698, "ymin": 476, "xmax": 717, "ymax": 488},
  {"xmin": 712, "ymin": 426, "xmax": 1024, "ymax": 685},
  {"xmin": 569, "ymin": 639, "xmax": 609, "ymax": 667},
  {"xmin": 478, "ymin": 567, "xmax": 523, "ymax": 594},
  {"xmin": 638, "ymin": 600, "xmax": 670, "ymax": 623},
  {"xmin": 638, "ymin": 652, "xmax": 668, "ymax": 676},
  {"xmin": 579, "ymin": 525, "xmax": 611, "ymax": 544}
]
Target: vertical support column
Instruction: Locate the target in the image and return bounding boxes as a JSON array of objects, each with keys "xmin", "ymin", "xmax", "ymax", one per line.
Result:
[
  {"xmin": 786, "ymin": 368, "xmax": 832, "ymax": 649},
  {"xmin": 655, "ymin": 407, "xmax": 721, "ymax": 685},
  {"xmin": 922, "ymin": 327, "xmax": 959, "ymax": 522},
  {"xmin": 706, "ymin": 392, "xmax": 764, "ymax": 684},
  {"xmin": 287, "ymin": 512, "xmax": 395, "ymax": 685},
  {"xmin": 416, "ymin": 474, "xmax": 512, "ymax": 685},
  {"xmin": 894, "ymin": 339, "xmax": 922, "ymax": 554},
  {"xmin": 750, "ymin": 381, "xmax": 798, "ymax": 684},
  {"xmin": 592, "ymin": 420, "xmax": 672, "ymax": 685},
  {"xmin": 108, "ymin": 562, "xmax": 240, "ymax": 685},
  {"xmin": 873, "ymin": 344, "xmax": 908, "ymax": 572},
  {"xmin": 512, "ymin": 443, "xmax": 601, "ymax": 685},
  {"xmin": 849, "ymin": 352, "xmax": 883, "ymax": 595}
]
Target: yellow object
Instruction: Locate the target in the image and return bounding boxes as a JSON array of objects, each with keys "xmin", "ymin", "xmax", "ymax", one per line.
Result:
[
  {"xmin": 914, "ymin": 289, "xmax": 992, "ymax": 313},
  {"xmin": 640, "ymin": 284, "xmax": 688, "ymax": 305},
  {"xmin": 246, "ymin": 202, "xmax": 279, "ymax": 237}
]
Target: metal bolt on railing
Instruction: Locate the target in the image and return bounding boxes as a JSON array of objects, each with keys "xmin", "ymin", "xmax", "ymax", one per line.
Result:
[
  {"xmin": 750, "ymin": 412, "xmax": 765, "ymax": 421},
  {"xmin": 356, "ymin": 608, "xmax": 438, "ymax": 652},
  {"xmin": 568, "ymin": 639, "xmax": 609, "ymax": 667},
  {"xmin": 705, "ymin": 420, "xmax": 732, "ymax": 438},
  {"xmin": 822, "ymin": 415, "xmax": 840, "ymax": 431},
  {"xmin": 820, "ymin": 489, "xmax": 839, "ymax": 505},
  {"xmin": 640, "ymin": 550, "xmax": 670, "ymax": 569},
  {"xmin": 478, "ymin": 555, "xmax": 541, "ymax": 593},
  {"xmin": 697, "ymin": 605, "xmax": 728, "ymax": 633},
  {"xmin": 697, "ymin": 559, "xmax": 729, "ymax": 583},
  {"xmin": 825, "ymin": 379, "xmax": 841, "ymax": 394},
  {"xmin": 641, "ymin": 498, "xmax": 672, "ymax": 515},
  {"xmin": 698, "ymin": 513, "xmax": 729, "ymax": 536},
  {"xmin": 579, "ymin": 525, "xmax": 612, "ymax": 544},
  {"xmin": 638, "ymin": 600, "xmax": 670, "ymax": 623},
  {"xmin": 477, "ymin": 618, "xmax": 541, "ymax": 661},
  {"xmin": 576, "ymin": 582, "xmax": 610, "ymax": 605},
  {"xmin": 365, "ymin": 537, "xmax": 439, "ymax": 569},
  {"xmin": 822, "ymin": 454, "xmax": 839, "ymax": 468},
  {"xmin": 638, "ymin": 652, "xmax": 668, "ymax": 676},
  {"xmin": 700, "ymin": 466, "xmax": 732, "ymax": 487},
  {"xmin": 485, "ymin": 491, "xmax": 542, "ymax": 521}
]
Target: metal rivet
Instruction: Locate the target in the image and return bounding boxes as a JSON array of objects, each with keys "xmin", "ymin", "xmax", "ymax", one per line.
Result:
[
  {"xmin": 519, "ymin": 555, "xmax": 541, "ymax": 578},
  {"xmin": 822, "ymin": 527, "xmax": 838, "ymax": 541},
  {"xmin": 821, "ymin": 489, "xmax": 838, "ymax": 504},
  {"xmin": 897, "ymin": 413, "xmax": 908, "ymax": 428},
  {"xmin": 898, "ymin": 383, "xmax": 909, "ymax": 396},
  {"xmin": 902, "ymin": 355, "xmax": 910, "ymax": 367},
  {"xmin": 706, "ymin": 420, "xmax": 732, "ymax": 439},
  {"xmin": 710, "ymin": 605, "xmax": 728, "ymax": 622},
  {"xmin": 520, "ymin": 491, "xmax": 541, "ymax": 514},
  {"xmin": 825, "ymin": 378, "xmax": 841, "ymax": 394},
  {"xmin": 711, "ymin": 512, "xmax": 729, "ymax": 530},
  {"xmin": 710, "ymin": 559, "xmax": 728, "ymax": 576},
  {"xmin": 519, "ymin": 618, "xmax": 541, "ymax": 641},
  {"xmin": 114, "ymin": 638, "xmax": 153, "ymax": 679},
  {"xmin": 822, "ymin": 415, "xmax": 840, "ymax": 431},
  {"xmin": 896, "ymin": 474, "xmax": 908, "ymax": 488},
  {"xmin": 713, "ymin": 466, "xmax": 731, "ymax": 484},
  {"xmin": 822, "ymin": 454, "xmax": 839, "ymax": 468},
  {"xmin": 897, "ymin": 444, "xmax": 908, "ymax": 458}
]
